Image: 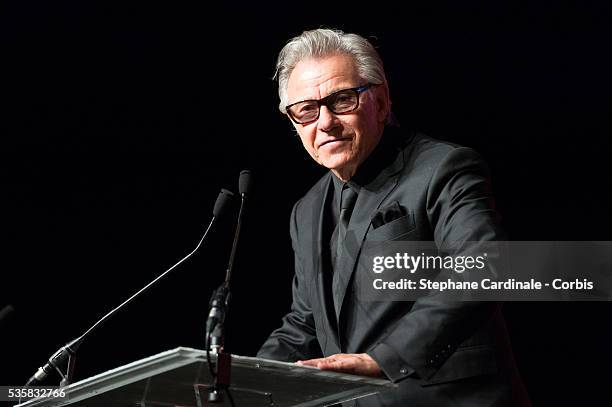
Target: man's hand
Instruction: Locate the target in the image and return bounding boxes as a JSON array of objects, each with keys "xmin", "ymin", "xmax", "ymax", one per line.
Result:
[{"xmin": 296, "ymin": 353, "xmax": 383, "ymax": 377}]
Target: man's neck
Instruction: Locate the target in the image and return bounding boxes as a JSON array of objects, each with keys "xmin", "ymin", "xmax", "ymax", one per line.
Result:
[{"xmin": 331, "ymin": 165, "xmax": 358, "ymax": 183}]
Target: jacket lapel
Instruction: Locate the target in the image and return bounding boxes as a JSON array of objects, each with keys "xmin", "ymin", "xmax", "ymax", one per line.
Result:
[
  {"xmin": 311, "ymin": 174, "xmax": 341, "ymax": 351},
  {"xmin": 334, "ymin": 147, "xmax": 407, "ymax": 330}
]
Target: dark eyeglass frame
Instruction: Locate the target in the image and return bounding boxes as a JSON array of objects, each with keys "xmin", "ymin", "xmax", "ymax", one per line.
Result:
[{"xmin": 285, "ymin": 84, "xmax": 373, "ymax": 124}]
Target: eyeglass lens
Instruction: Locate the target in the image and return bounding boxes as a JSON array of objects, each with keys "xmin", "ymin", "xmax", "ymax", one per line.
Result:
[{"xmin": 289, "ymin": 89, "xmax": 359, "ymax": 123}]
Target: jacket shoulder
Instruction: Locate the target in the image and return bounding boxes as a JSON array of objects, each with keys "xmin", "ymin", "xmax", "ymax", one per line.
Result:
[
  {"xmin": 292, "ymin": 172, "xmax": 331, "ymax": 216},
  {"xmin": 407, "ymin": 132, "xmax": 476, "ymax": 163},
  {"xmin": 396, "ymin": 132, "xmax": 488, "ymax": 179}
]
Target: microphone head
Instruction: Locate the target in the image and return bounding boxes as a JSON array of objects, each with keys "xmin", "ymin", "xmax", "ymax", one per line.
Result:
[
  {"xmin": 239, "ymin": 170, "xmax": 253, "ymax": 196},
  {"xmin": 213, "ymin": 189, "xmax": 234, "ymax": 217}
]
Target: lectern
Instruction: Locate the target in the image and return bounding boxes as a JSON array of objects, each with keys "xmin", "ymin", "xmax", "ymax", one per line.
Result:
[{"xmin": 16, "ymin": 347, "xmax": 394, "ymax": 407}]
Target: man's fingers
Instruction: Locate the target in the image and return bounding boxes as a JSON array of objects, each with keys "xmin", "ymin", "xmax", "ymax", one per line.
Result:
[
  {"xmin": 322, "ymin": 359, "xmax": 355, "ymax": 372},
  {"xmin": 296, "ymin": 354, "xmax": 382, "ymax": 377},
  {"xmin": 297, "ymin": 354, "xmax": 345, "ymax": 366},
  {"xmin": 297, "ymin": 357, "xmax": 329, "ymax": 366},
  {"xmin": 321, "ymin": 358, "xmax": 347, "ymax": 368},
  {"xmin": 312, "ymin": 355, "xmax": 356, "ymax": 371}
]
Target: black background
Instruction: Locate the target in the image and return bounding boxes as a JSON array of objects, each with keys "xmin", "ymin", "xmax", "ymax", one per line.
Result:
[{"xmin": 2, "ymin": 1, "xmax": 611, "ymax": 405}]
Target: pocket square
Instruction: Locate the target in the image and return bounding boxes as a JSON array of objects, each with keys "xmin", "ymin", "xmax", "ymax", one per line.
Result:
[{"xmin": 371, "ymin": 201, "xmax": 407, "ymax": 229}]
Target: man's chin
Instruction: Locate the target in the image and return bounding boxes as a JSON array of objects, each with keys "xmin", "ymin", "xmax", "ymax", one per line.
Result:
[
  {"xmin": 319, "ymin": 149, "xmax": 354, "ymax": 165},
  {"xmin": 321, "ymin": 159, "xmax": 359, "ymax": 181},
  {"xmin": 320, "ymin": 157, "xmax": 351, "ymax": 171}
]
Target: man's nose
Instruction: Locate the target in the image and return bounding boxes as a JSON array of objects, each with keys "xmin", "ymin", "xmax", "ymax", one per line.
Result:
[{"xmin": 317, "ymin": 105, "xmax": 339, "ymax": 132}]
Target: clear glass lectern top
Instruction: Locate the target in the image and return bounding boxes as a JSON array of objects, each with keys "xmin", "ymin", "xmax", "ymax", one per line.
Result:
[{"xmin": 16, "ymin": 347, "xmax": 394, "ymax": 407}]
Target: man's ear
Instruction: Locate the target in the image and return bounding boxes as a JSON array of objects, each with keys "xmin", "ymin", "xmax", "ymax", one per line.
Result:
[{"xmin": 375, "ymin": 85, "xmax": 391, "ymax": 124}]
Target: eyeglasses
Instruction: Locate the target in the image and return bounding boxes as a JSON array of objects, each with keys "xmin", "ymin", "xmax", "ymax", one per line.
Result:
[{"xmin": 285, "ymin": 84, "xmax": 373, "ymax": 124}]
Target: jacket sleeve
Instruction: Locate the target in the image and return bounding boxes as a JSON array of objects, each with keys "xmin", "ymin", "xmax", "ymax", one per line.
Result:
[
  {"xmin": 257, "ymin": 201, "xmax": 323, "ymax": 362},
  {"xmin": 367, "ymin": 147, "xmax": 504, "ymax": 382}
]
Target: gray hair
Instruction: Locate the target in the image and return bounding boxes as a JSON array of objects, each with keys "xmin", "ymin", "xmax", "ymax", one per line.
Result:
[{"xmin": 274, "ymin": 28, "xmax": 389, "ymax": 115}]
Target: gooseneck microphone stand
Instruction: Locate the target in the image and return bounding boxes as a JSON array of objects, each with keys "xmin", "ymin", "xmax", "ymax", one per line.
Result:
[
  {"xmin": 205, "ymin": 170, "xmax": 252, "ymax": 406},
  {"xmin": 24, "ymin": 189, "xmax": 234, "ymax": 389}
]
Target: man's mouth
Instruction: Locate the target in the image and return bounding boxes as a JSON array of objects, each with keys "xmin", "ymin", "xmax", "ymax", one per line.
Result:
[{"xmin": 319, "ymin": 137, "xmax": 351, "ymax": 149}]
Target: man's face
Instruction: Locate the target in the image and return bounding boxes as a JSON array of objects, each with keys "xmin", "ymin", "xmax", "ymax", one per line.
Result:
[{"xmin": 286, "ymin": 54, "xmax": 388, "ymax": 180}]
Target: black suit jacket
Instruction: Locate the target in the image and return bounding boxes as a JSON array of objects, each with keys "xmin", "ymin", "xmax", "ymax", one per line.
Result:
[{"xmin": 258, "ymin": 130, "xmax": 530, "ymax": 406}]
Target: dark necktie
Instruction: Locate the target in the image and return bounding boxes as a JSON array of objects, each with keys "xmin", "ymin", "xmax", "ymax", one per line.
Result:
[{"xmin": 332, "ymin": 184, "xmax": 358, "ymax": 316}]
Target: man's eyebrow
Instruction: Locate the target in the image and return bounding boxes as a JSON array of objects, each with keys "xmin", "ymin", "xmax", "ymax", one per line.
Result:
[
  {"xmin": 291, "ymin": 87, "xmax": 350, "ymax": 104},
  {"xmin": 328, "ymin": 87, "xmax": 349, "ymax": 94},
  {"xmin": 288, "ymin": 95, "xmax": 318, "ymax": 106},
  {"xmin": 324, "ymin": 86, "xmax": 357, "ymax": 98},
  {"xmin": 294, "ymin": 96, "xmax": 317, "ymax": 103}
]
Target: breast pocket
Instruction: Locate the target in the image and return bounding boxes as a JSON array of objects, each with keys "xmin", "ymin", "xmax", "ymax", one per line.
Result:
[{"xmin": 367, "ymin": 213, "xmax": 417, "ymax": 241}]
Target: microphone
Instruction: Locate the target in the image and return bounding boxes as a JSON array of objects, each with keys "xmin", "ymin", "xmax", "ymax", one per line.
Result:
[
  {"xmin": 238, "ymin": 170, "xmax": 253, "ymax": 197},
  {"xmin": 205, "ymin": 171, "xmax": 252, "ymax": 405},
  {"xmin": 214, "ymin": 189, "xmax": 234, "ymax": 218},
  {"xmin": 206, "ymin": 171, "xmax": 253, "ymax": 352},
  {"xmin": 26, "ymin": 189, "xmax": 234, "ymax": 387},
  {"xmin": 226, "ymin": 170, "xmax": 253, "ymax": 284}
]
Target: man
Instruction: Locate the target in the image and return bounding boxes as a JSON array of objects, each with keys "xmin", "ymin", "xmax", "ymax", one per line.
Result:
[{"xmin": 258, "ymin": 29, "xmax": 530, "ymax": 406}]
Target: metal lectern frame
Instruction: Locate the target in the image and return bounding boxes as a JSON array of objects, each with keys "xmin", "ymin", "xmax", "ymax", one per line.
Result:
[{"xmin": 15, "ymin": 347, "xmax": 395, "ymax": 407}]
